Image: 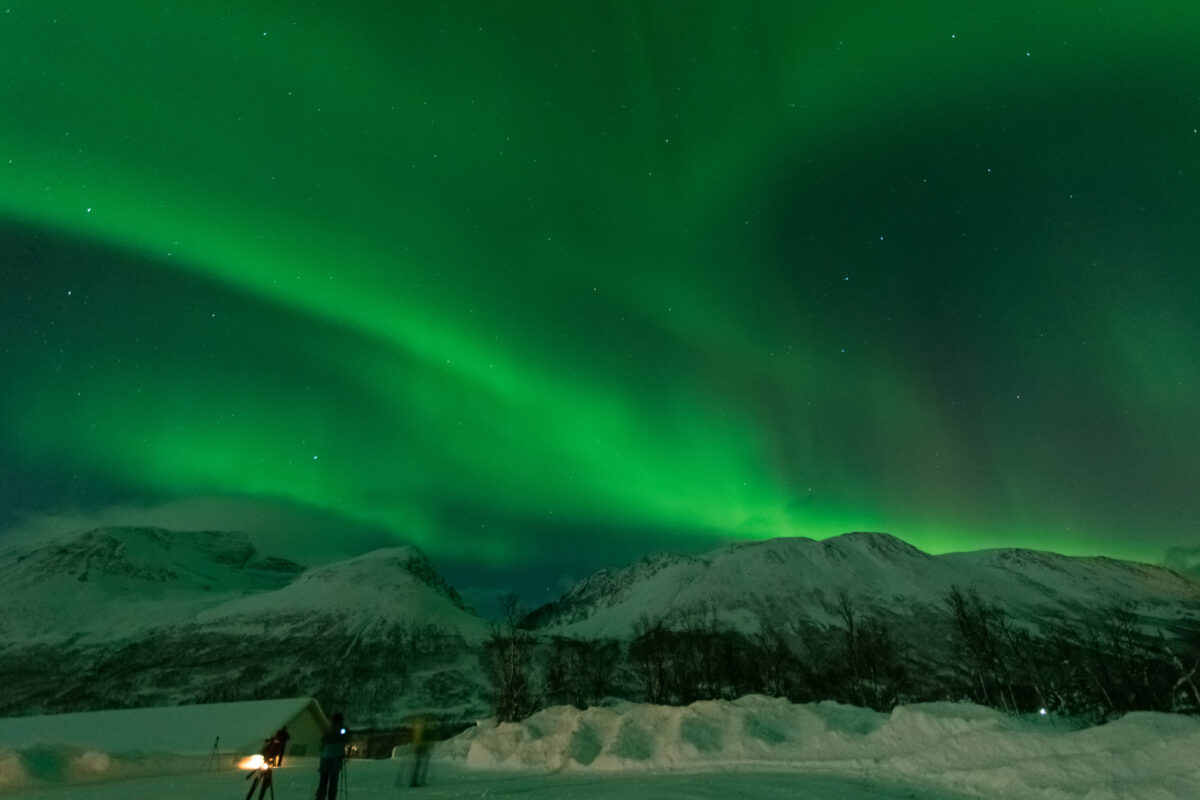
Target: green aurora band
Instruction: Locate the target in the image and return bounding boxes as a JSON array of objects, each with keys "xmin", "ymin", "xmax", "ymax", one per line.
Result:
[{"xmin": 2, "ymin": 2, "xmax": 1199, "ymax": 571}]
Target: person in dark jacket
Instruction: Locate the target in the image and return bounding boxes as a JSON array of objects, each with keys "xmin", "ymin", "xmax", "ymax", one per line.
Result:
[
  {"xmin": 271, "ymin": 726, "xmax": 290, "ymax": 766},
  {"xmin": 315, "ymin": 713, "xmax": 348, "ymax": 800},
  {"xmin": 261, "ymin": 736, "xmax": 279, "ymax": 766}
]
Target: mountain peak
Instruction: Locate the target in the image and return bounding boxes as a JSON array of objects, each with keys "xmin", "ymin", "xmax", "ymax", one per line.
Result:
[
  {"xmin": 825, "ymin": 531, "xmax": 932, "ymax": 561},
  {"xmin": 8, "ymin": 526, "xmax": 303, "ymax": 587},
  {"xmin": 323, "ymin": 546, "xmax": 475, "ymax": 613}
]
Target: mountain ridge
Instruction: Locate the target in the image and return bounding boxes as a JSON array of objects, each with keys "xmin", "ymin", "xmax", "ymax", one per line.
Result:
[
  {"xmin": 0, "ymin": 527, "xmax": 490, "ymax": 723},
  {"xmin": 525, "ymin": 532, "xmax": 1200, "ymax": 638},
  {"xmin": 2, "ymin": 525, "xmax": 1197, "ymax": 724}
]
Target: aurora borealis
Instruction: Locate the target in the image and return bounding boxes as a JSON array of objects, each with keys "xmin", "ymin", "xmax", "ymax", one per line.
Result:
[{"xmin": 2, "ymin": 2, "xmax": 1199, "ymax": 597}]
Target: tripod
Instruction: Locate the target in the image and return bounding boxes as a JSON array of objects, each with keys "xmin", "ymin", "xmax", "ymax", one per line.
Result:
[
  {"xmin": 244, "ymin": 763, "xmax": 274, "ymax": 800},
  {"xmin": 205, "ymin": 737, "xmax": 220, "ymax": 772}
]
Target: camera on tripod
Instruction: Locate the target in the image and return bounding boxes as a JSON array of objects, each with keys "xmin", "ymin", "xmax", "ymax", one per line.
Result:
[{"xmin": 240, "ymin": 754, "xmax": 274, "ymax": 800}]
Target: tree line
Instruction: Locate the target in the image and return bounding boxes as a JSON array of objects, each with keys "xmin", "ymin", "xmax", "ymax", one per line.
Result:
[{"xmin": 481, "ymin": 589, "xmax": 1200, "ymax": 725}]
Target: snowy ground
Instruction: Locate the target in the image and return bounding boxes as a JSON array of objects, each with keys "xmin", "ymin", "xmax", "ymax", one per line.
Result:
[
  {"xmin": 4, "ymin": 696, "xmax": 1200, "ymax": 799},
  {"xmin": 5, "ymin": 761, "xmax": 977, "ymax": 800}
]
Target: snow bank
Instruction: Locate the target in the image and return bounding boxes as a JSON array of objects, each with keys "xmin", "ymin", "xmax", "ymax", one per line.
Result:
[
  {"xmin": 0, "ymin": 745, "xmax": 205, "ymax": 793},
  {"xmin": 440, "ymin": 697, "xmax": 1200, "ymax": 799}
]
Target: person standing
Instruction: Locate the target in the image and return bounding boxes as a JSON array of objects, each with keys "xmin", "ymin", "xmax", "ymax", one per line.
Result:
[
  {"xmin": 315, "ymin": 713, "xmax": 348, "ymax": 800},
  {"xmin": 272, "ymin": 726, "xmax": 290, "ymax": 766},
  {"xmin": 410, "ymin": 716, "xmax": 432, "ymax": 787}
]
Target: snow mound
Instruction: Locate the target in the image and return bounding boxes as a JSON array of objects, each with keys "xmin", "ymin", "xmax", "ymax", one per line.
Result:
[
  {"xmin": 440, "ymin": 696, "xmax": 1200, "ymax": 799},
  {"xmin": 0, "ymin": 745, "xmax": 204, "ymax": 793}
]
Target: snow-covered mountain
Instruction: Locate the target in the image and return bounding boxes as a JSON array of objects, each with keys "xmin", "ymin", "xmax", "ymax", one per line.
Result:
[
  {"xmin": 0, "ymin": 527, "xmax": 489, "ymax": 724},
  {"xmin": 1162, "ymin": 545, "xmax": 1200, "ymax": 583},
  {"xmin": 0, "ymin": 527, "xmax": 484, "ymax": 640},
  {"xmin": 5, "ymin": 527, "xmax": 1198, "ymax": 725},
  {"xmin": 0, "ymin": 527, "xmax": 303, "ymax": 642},
  {"xmin": 525, "ymin": 532, "xmax": 1200, "ymax": 640},
  {"xmin": 193, "ymin": 546, "xmax": 484, "ymax": 635}
]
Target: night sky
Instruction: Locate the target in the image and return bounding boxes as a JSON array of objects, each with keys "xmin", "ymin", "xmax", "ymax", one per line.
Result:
[{"xmin": 2, "ymin": 2, "xmax": 1198, "ymax": 604}]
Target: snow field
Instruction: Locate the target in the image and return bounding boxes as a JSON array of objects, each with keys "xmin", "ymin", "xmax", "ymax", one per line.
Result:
[
  {"xmin": 0, "ymin": 747, "xmax": 208, "ymax": 795},
  {"xmin": 4, "ymin": 760, "xmax": 974, "ymax": 800},
  {"xmin": 4, "ymin": 696, "xmax": 1200, "ymax": 798}
]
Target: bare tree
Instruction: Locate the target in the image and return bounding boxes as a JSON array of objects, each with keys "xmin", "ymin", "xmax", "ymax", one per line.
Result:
[
  {"xmin": 836, "ymin": 591, "xmax": 905, "ymax": 710},
  {"xmin": 544, "ymin": 636, "xmax": 619, "ymax": 709},
  {"xmin": 1164, "ymin": 633, "xmax": 1200, "ymax": 713},
  {"xmin": 945, "ymin": 586, "xmax": 1017, "ymax": 711},
  {"xmin": 753, "ymin": 621, "xmax": 794, "ymax": 698},
  {"xmin": 481, "ymin": 593, "xmax": 539, "ymax": 722},
  {"xmin": 630, "ymin": 614, "xmax": 671, "ymax": 703}
]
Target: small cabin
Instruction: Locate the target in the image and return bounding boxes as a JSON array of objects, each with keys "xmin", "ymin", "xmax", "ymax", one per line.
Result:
[{"xmin": 0, "ymin": 697, "xmax": 330, "ymax": 761}]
